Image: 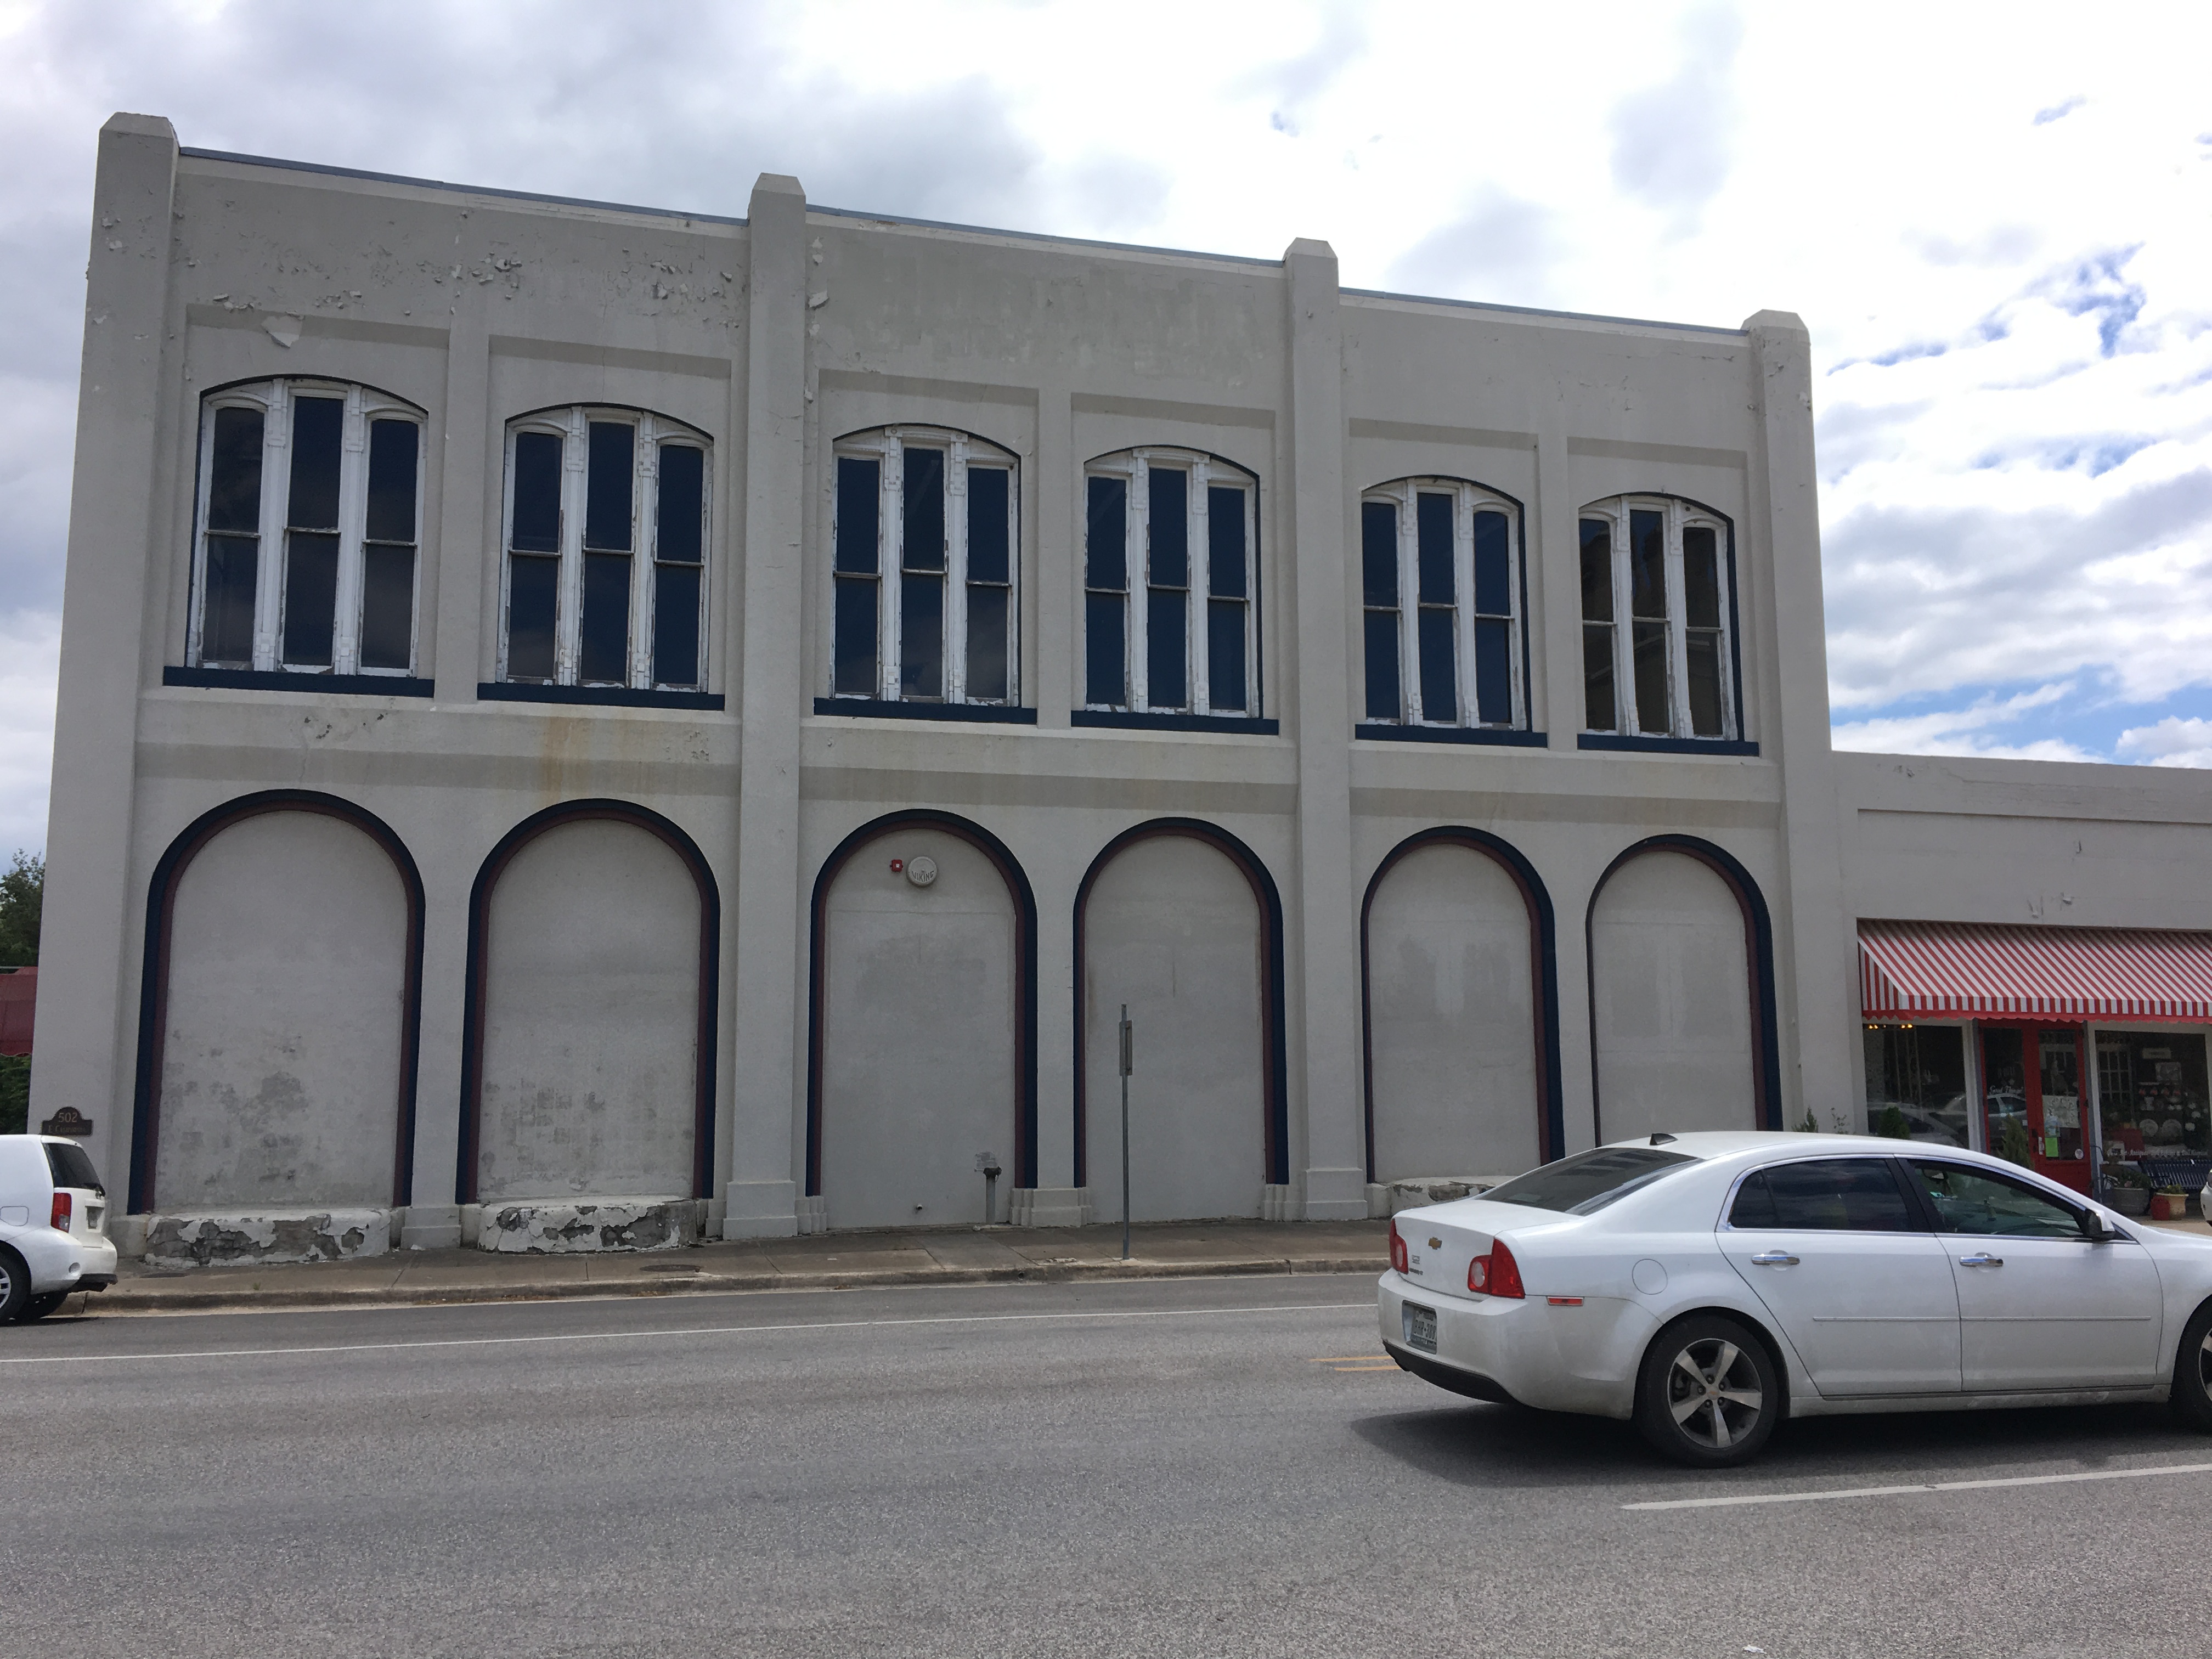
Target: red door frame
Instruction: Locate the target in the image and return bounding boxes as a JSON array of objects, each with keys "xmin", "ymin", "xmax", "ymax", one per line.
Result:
[{"xmin": 1977, "ymin": 1020, "xmax": 2092, "ymax": 1194}]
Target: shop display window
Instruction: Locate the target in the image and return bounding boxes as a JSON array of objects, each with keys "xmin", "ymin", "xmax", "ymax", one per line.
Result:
[
  {"xmin": 1979, "ymin": 1027, "xmax": 2032, "ymax": 1167},
  {"xmin": 1862, "ymin": 1024, "xmax": 1968, "ymax": 1147},
  {"xmin": 2096, "ymin": 1031, "xmax": 2209, "ymax": 1159}
]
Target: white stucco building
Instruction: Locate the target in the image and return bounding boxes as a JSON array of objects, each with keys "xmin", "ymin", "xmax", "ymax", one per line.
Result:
[{"xmin": 33, "ymin": 114, "xmax": 2212, "ymax": 1259}]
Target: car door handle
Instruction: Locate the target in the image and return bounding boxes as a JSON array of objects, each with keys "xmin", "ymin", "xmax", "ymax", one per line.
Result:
[
  {"xmin": 1959, "ymin": 1252, "xmax": 2004, "ymax": 1268},
  {"xmin": 1748, "ymin": 1251, "xmax": 1799, "ymax": 1266}
]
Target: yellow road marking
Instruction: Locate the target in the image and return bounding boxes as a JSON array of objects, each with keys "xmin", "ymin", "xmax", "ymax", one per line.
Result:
[
  {"xmin": 1308, "ymin": 1355, "xmax": 1389, "ymax": 1362},
  {"xmin": 1331, "ymin": 1364, "xmax": 1401, "ymax": 1372}
]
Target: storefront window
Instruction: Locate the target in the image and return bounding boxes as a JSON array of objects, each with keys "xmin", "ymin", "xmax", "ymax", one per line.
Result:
[
  {"xmin": 1863, "ymin": 1024, "xmax": 1968, "ymax": 1147},
  {"xmin": 2096, "ymin": 1032, "xmax": 2210, "ymax": 1160},
  {"xmin": 1980, "ymin": 1027, "xmax": 2031, "ymax": 1167}
]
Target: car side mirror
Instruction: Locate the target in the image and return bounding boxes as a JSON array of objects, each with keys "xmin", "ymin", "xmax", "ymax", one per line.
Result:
[{"xmin": 2079, "ymin": 1209, "xmax": 2109, "ymax": 1242}]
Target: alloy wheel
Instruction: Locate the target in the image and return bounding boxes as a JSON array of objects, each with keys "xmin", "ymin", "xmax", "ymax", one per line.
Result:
[{"xmin": 1666, "ymin": 1336, "xmax": 1765, "ymax": 1450}]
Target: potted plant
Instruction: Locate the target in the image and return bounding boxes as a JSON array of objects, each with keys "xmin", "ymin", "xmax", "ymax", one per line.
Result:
[
  {"xmin": 2152, "ymin": 1186, "xmax": 2192, "ymax": 1222},
  {"xmin": 2102, "ymin": 1165, "xmax": 2153, "ymax": 1216}
]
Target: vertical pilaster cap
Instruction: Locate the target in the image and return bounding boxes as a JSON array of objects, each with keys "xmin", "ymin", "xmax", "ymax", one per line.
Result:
[
  {"xmin": 101, "ymin": 111, "xmax": 177, "ymax": 144},
  {"xmin": 751, "ymin": 172, "xmax": 805, "ymax": 205},
  {"xmin": 1741, "ymin": 308, "xmax": 1808, "ymax": 340},
  {"xmin": 1283, "ymin": 236, "xmax": 1337, "ymax": 265}
]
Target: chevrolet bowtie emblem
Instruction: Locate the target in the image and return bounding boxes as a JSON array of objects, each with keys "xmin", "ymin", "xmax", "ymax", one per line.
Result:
[{"xmin": 1428, "ymin": 1238, "xmax": 1442, "ymax": 1249}]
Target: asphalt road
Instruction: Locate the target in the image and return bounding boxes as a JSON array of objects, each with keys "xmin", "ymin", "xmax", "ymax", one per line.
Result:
[{"xmin": 8, "ymin": 1276, "xmax": 2212, "ymax": 1659}]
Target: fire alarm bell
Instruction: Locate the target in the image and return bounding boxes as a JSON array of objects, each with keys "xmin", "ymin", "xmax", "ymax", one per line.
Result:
[{"xmin": 905, "ymin": 854, "xmax": 938, "ymax": 888}]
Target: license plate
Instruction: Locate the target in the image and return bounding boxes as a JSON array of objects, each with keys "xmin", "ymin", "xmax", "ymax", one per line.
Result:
[{"xmin": 1402, "ymin": 1302, "xmax": 1437, "ymax": 1354}]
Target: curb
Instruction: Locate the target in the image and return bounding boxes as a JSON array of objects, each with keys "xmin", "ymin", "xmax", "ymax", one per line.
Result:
[{"xmin": 85, "ymin": 1254, "xmax": 1386, "ymax": 1316}]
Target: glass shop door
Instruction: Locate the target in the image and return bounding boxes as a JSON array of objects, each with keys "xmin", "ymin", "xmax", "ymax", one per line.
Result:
[{"xmin": 1978, "ymin": 1023, "xmax": 2091, "ymax": 1192}]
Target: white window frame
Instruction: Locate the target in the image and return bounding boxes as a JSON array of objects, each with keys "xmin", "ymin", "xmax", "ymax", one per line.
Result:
[
  {"xmin": 1359, "ymin": 477, "xmax": 1525, "ymax": 730},
  {"xmin": 496, "ymin": 405, "xmax": 712, "ymax": 690},
  {"xmin": 825, "ymin": 425, "xmax": 1020, "ymax": 706},
  {"xmin": 1578, "ymin": 494, "xmax": 1739, "ymax": 741},
  {"xmin": 188, "ymin": 378, "xmax": 425, "ymax": 677},
  {"xmin": 1082, "ymin": 447, "xmax": 1259, "ymax": 717}
]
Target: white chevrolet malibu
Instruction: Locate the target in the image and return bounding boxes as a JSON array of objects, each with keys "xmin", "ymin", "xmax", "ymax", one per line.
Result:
[{"xmin": 1379, "ymin": 1132, "xmax": 2212, "ymax": 1466}]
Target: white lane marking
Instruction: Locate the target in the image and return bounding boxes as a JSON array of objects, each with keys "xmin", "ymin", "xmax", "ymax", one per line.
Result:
[
  {"xmin": 0, "ymin": 1300, "xmax": 1373, "ymax": 1367},
  {"xmin": 1624, "ymin": 1460, "xmax": 2212, "ymax": 1510}
]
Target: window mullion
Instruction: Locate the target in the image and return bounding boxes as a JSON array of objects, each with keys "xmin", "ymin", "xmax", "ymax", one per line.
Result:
[
  {"xmin": 1454, "ymin": 487, "xmax": 1477, "ymax": 729},
  {"xmin": 331, "ymin": 387, "xmax": 368, "ymax": 676},
  {"xmin": 946, "ymin": 437, "xmax": 969, "ymax": 703},
  {"xmin": 1611, "ymin": 503, "xmax": 1635, "ymax": 735},
  {"xmin": 631, "ymin": 420, "xmax": 658, "ymax": 689},
  {"xmin": 880, "ymin": 440, "xmax": 903, "ymax": 701},
  {"xmin": 1664, "ymin": 499, "xmax": 1691, "ymax": 738},
  {"xmin": 1128, "ymin": 456, "xmax": 1150, "ymax": 710},
  {"xmin": 1506, "ymin": 505, "xmax": 1527, "ymax": 731},
  {"xmin": 252, "ymin": 382, "xmax": 288, "ymax": 672},
  {"xmin": 1398, "ymin": 484, "xmax": 1420, "ymax": 722},
  {"xmin": 188, "ymin": 402, "xmax": 217, "ymax": 667},
  {"xmin": 1189, "ymin": 459, "xmax": 1211, "ymax": 715},
  {"xmin": 556, "ymin": 408, "xmax": 588, "ymax": 684}
]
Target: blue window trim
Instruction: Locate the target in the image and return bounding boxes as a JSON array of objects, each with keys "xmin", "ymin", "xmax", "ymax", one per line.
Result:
[
  {"xmin": 1072, "ymin": 710, "xmax": 1280, "ymax": 736},
  {"xmin": 165, "ymin": 666, "xmax": 436, "ymax": 698},
  {"xmin": 813, "ymin": 697, "xmax": 1037, "ymax": 725},
  {"xmin": 479, "ymin": 682, "xmax": 724, "ymax": 712},
  {"xmin": 1578, "ymin": 733, "xmax": 1758, "ymax": 757},
  {"xmin": 1356, "ymin": 724, "xmax": 1547, "ymax": 748}
]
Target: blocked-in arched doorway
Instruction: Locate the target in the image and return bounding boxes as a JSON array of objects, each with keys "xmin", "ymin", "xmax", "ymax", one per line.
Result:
[
  {"xmin": 1587, "ymin": 836, "xmax": 1779, "ymax": 1139},
  {"xmin": 806, "ymin": 811, "xmax": 1037, "ymax": 1228},
  {"xmin": 1075, "ymin": 821, "xmax": 1288, "ymax": 1222}
]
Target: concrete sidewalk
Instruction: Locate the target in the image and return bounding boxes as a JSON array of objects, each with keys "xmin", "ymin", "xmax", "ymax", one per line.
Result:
[{"xmin": 74, "ymin": 1218, "xmax": 1391, "ymax": 1316}]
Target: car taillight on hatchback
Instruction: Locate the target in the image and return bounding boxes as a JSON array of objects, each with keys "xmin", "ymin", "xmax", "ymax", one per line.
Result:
[
  {"xmin": 51, "ymin": 1191, "xmax": 73, "ymax": 1232},
  {"xmin": 1468, "ymin": 1239, "xmax": 1524, "ymax": 1299},
  {"xmin": 1388, "ymin": 1219, "xmax": 1409, "ymax": 1274}
]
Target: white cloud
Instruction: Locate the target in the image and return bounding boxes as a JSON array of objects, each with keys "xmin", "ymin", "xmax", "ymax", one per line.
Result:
[
  {"xmin": 2118, "ymin": 716, "xmax": 2212, "ymax": 769},
  {"xmin": 1832, "ymin": 684, "xmax": 2100, "ymax": 763},
  {"xmin": 0, "ymin": 611, "xmax": 58, "ymax": 858}
]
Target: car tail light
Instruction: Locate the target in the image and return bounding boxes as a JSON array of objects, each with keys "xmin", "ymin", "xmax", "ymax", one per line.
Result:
[
  {"xmin": 51, "ymin": 1191, "xmax": 73, "ymax": 1232},
  {"xmin": 1468, "ymin": 1239, "xmax": 1525, "ymax": 1299},
  {"xmin": 1388, "ymin": 1220, "xmax": 1409, "ymax": 1274}
]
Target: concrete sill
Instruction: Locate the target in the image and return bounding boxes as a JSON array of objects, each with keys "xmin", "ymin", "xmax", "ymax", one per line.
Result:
[
  {"xmin": 477, "ymin": 682, "xmax": 725, "ymax": 711},
  {"xmin": 1577, "ymin": 733, "xmax": 1759, "ymax": 757},
  {"xmin": 1354, "ymin": 724, "xmax": 1548, "ymax": 747},
  {"xmin": 811, "ymin": 698, "xmax": 1037, "ymax": 725},
  {"xmin": 1071, "ymin": 710, "xmax": 1281, "ymax": 736},
  {"xmin": 163, "ymin": 667, "xmax": 436, "ymax": 697}
]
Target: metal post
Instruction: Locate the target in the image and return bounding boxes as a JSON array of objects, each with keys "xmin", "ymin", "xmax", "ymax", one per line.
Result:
[{"xmin": 1119, "ymin": 1003, "xmax": 1133, "ymax": 1261}]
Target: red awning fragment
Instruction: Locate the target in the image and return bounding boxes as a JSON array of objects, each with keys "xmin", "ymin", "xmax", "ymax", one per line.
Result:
[{"xmin": 1859, "ymin": 919, "xmax": 2212, "ymax": 1023}]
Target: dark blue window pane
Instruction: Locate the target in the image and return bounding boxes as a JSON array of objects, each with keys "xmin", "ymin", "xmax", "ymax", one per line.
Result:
[
  {"xmin": 580, "ymin": 551, "xmax": 631, "ymax": 682},
  {"xmin": 365, "ymin": 419, "xmax": 418, "ymax": 544},
  {"xmin": 506, "ymin": 555, "xmax": 558, "ymax": 680},
  {"xmin": 654, "ymin": 562, "xmax": 701, "ymax": 688},
  {"xmin": 1148, "ymin": 588, "xmax": 1187, "ymax": 709},
  {"xmin": 1687, "ymin": 633, "xmax": 1724, "ymax": 737},
  {"xmin": 1579, "ymin": 519, "xmax": 1613, "ymax": 620},
  {"xmin": 1475, "ymin": 617, "xmax": 1511, "ymax": 725},
  {"xmin": 1364, "ymin": 611, "xmax": 1401, "ymax": 721},
  {"xmin": 287, "ymin": 397, "xmax": 342, "ymax": 531},
  {"xmin": 968, "ymin": 465, "xmax": 1009, "ymax": 585},
  {"xmin": 836, "ymin": 456, "xmax": 880, "ymax": 574},
  {"xmin": 1085, "ymin": 591, "xmax": 1125, "ymax": 706},
  {"xmin": 1583, "ymin": 624, "xmax": 1617, "ymax": 731},
  {"xmin": 359, "ymin": 544, "xmax": 414, "ymax": 672},
  {"xmin": 584, "ymin": 422, "xmax": 635, "ymax": 551},
  {"xmin": 901, "ymin": 572, "xmax": 943, "ymax": 697},
  {"xmin": 1683, "ymin": 525, "xmax": 1722, "ymax": 629},
  {"xmin": 202, "ymin": 533, "xmax": 258, "ymax": 663},
  {"xmin": 1629, "ymin": 508, "xmax": 1666, "ymax": 618},
  {"xmin": 281, "ymin": 532, "xmax": 338, "ymax": 666},
  {"xmin": 657, "ymin": 445, "xmax": 704, "ymax": 565},
  {"xmin": 1086, "ymin": 476, "xmax": 1127, "ymax": 590},
  {"xmin": 832, "ymin": 576, "xmax": 877, "ymax": 696},
  {"xmin": 903, "ymin": 448, "xmax": 945, "ymax": 572},
  {"xmin": 966, "ymin": 583, "xmax": 1008, "ymax": 702},
  {"xmin": 1148, "ymin": 467, "xmax": 1188, "ymax": 588},
  {"xmin": 1207, "ymin": 598, "xmax": 1245, "ymax": 711},
  {"xmin": 1207, "ymin": 486, "xmax": 1246, "ymax": 598},
  {"xmin": 1633, "ymin": 619, "xmax": 1671, "ymax": 731},
  {"xmin": 511, "ymin": 432, "xmax": 563, "ymax": 554},
  {"xmin": 1362, "ymin": 501, "xmax": 1398, "ymax": 607},
  {"xmin": 1472, "ymin": 510, "xmax": 1510, "ymax": 616},
  {"xmin": 1417, "ymin": 493, "xmax": 1454, "ymax": 606},
  {"xmin": 206, "ymin": 405, "xmax": 264, "ymax": 533},
  {"xmin": 1418, "ymin": 606, "xmax": 1456, "ymax": 722}
]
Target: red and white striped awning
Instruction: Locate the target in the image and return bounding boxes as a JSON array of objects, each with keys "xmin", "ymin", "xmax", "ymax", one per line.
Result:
[{"xmin": 1859, "ymin": 919, "xmax": 2212, "ymax": 1023}]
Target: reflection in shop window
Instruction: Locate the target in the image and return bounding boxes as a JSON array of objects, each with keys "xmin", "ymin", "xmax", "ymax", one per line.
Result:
[
  {"xmin": 1863, "ymin": 1024, "xmax": 1968, "ymax": 1147},
  {"xmin": 1979, "ymin": 1028, "xmax": 2032, "ymax": 1167},
  {"xmin": 2097, "ymin": 1032, "xmax": 2210, "ymax": 1160}
]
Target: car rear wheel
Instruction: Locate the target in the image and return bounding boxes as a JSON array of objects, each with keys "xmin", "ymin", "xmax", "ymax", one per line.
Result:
[
  {"xmin": 2171, "ymin": 1301, "xmax": 2212, "ymax": 1431},
  {"xmin": 1635, "ymin": 1313, "xmax": 1780, "ymax": 1467},
  {"xmin": 0, "ymin": 1248, "xmax": 29, "ymax": 1325}
]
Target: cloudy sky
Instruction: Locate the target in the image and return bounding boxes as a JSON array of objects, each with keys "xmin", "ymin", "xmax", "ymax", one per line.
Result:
[{"xmin": 2, "ymin": 0, "xmax": 2208, "ymax": 855}]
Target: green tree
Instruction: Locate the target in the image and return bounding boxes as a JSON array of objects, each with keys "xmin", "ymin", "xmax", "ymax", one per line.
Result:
[
  {"xmin": 0, "ymin": 1056, "xmax": 25, "ymax": 1135},
  {"xmin": 0, "ymin": 849, "xmax": 42, "ymax": 966}
]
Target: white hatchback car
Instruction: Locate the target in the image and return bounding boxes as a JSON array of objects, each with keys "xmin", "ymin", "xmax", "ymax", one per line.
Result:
[
  {"xmin": 0, "ymin": 1134, "xmax": 119, "ymax": 1323},
  {"xmin": 1379, "ymin": 1132, "xmax": 2212, "ymax": 1465}
]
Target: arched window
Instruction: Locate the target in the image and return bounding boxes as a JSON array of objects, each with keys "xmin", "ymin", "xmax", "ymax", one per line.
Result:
[
  {"xmin": 499, "ymin": 407, "xmax": 710, "ymax": 691},
  {"xmin": 1083, "ymin": 449, "xmax": 1256, "ymax": 718},
  {"xmin": 1577, "ymin": 495, "xmax": 1738, "ymax": 741},
  {"xmin": 189, "ymin": 379, "xmax": 424, "ymax": 677},
  {"xmin": 828, "ymin": 426, "xmax": 1018, "ymax": 707},
  {"xmin": 1359, "ymin": 477, "xmax": 1525, "ymax": 731}
]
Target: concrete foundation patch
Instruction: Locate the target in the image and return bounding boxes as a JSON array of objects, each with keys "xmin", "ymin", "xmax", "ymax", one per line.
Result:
[
  {"xmin": 1379, "ymin": 1176, "xmax": 1511, "ymax": 1216},
  {"xmin": 143, "ymin": 1208, "xmax": 393, "ymax": 1266},
  {"xmin": 476, "ymin": 1198, "xmax": 701, "ymax": 1254}
]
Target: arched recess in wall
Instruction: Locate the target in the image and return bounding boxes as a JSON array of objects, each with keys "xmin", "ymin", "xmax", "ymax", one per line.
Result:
[
  {"xmin": 1359, "ymin": 827, "xmax": 1563, "ymax": 1183},
  {"xmin": 805, "ymin": 809, "xmax": 1039, "ymax": 1227},
  {"xmin": 129, "ymin": 790, "xmax": 425, "ymax": 1215},
  {"xmin": 457, "ymin": 800, "xmax": 719, "ymax": 1204},
  {"xmin": 1073, "ymin": 819, "xmax": 1290, "ymax": 1220},
  {"xmin": 1585, "ymin": 834, "xmax": 1780, "ymax": 1141}
]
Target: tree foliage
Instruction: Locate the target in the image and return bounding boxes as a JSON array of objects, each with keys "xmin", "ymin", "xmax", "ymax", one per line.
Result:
[{"xmin": 0, "ymin": 849, "xmax": 42, "ymax": 966}]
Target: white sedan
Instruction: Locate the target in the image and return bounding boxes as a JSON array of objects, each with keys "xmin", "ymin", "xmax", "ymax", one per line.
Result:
[{"xmin": 1378, "ymin": 1132, "xmax": 2212, "ymax": 1465}]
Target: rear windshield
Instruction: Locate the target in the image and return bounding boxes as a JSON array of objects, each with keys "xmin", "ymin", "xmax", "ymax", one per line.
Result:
[
  {"xmin": 44, "ymin": 1141, "xmax": 105, "ymax": 1197},
  {"xmin": 1480, "ymin": 1147, "xmax": 1695, "ymax": 1216}
]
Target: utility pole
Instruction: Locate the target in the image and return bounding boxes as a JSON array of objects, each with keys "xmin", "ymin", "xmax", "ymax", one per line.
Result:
[{"xmin": 1119, "ymin": 1003, "xmax": 1133, "ymax": 1261}]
